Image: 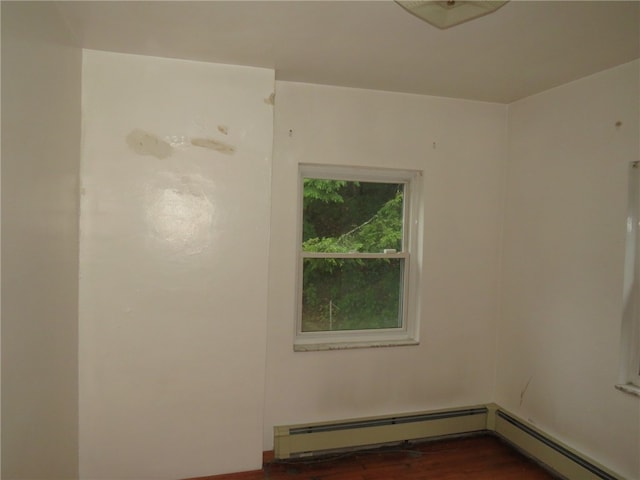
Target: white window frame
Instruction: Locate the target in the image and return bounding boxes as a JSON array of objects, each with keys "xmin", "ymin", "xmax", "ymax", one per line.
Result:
[
  {"xmin": 294, "ymin": 164, "xmax": 422, "ymax": 352},
  {"xmin": 619, "ymin": 161, "xmax": 640, "ymax": 394}
]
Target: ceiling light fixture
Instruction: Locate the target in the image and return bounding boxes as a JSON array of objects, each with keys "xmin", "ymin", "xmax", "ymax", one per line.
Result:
[{"xmin": 396, "ymin": 1, "xmax": 508, "ymax": 29}]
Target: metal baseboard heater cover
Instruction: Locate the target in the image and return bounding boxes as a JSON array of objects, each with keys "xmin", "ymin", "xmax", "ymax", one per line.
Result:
[
  {"xmin": 274, "ymin": 406, "xmax": 488, "ymax": 459},
  {"xmin": 273, "ymin": 404, "xmax": 625, "ymax": 480},
  {"xmin": 493, "ymin": 409, "xmax": 621, "ymax": 480}
]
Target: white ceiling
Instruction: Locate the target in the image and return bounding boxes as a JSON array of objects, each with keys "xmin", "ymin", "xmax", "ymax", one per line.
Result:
[{"xmin": 56, "ymin": 1, "xmax": 640, "ymax": 103}]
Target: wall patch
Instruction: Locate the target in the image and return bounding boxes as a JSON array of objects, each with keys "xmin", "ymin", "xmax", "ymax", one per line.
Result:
[
  {"xmin": 264, "ymin": 92, "xmax": 275, "ymax": 105},
  {"xmin": 126, "ymin": 129, "xmax": 173, "ymax": 159},
  {"xmin": 191, "ymin": 137, "xmax": 236, "ymax": 155}
]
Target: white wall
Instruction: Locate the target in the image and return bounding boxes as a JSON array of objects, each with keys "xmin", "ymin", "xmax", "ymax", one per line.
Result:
[
  {"xmin": 264, "ymin": 81, "xmax": 507, "ymax": 447},
  {"xmin": 497, "ymin": 60, "xmax": 640, "ymax": 479},
  {"xmin": 79, "ymin": 50, "xmax": 274, "ymax": 479},
  {"xmin": 1, "ymin": 2, "xmax": 82, "ymax": 478}
]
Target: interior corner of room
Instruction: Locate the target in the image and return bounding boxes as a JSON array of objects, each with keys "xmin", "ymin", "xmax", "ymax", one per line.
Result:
[{"xmin": 1, "ymin": 1, "xmax": 639, "ymax": 480}]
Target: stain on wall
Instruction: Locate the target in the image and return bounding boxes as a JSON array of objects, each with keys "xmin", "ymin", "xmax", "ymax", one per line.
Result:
[
  {"xmin": 126, "ymin": 129, "xmax": 173, "ymax": 159},
  {"xmin": 264, "ymin": 92, "xmax": 275, "ymax": 105},
  {"xmin": 191, "ymin": 137, "xmax": 236, "ymax": 155}
]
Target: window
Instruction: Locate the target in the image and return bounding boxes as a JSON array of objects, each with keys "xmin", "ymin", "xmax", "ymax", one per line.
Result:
[
  {"xmin": 295, "ymin": 165, "xmax": 422, "ymax": 351},
  {"xmin": 619, "ymin": 161, "xmax": 640, "ymax": 394}
]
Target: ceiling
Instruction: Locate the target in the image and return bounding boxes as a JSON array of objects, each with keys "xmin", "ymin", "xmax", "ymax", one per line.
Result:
[{"xmin": 55, "ymin": 1, "xmax": 640, "ymax": 103}]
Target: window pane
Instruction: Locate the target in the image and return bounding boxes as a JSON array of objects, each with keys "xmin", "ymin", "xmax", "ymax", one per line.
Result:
[
  {"xmin": 302, "ymin": 258, "xmax": 404, "ymax": 332},
  {"xmin": 303, "ymin": 179, "xmax": 404, "ymax": 253}
]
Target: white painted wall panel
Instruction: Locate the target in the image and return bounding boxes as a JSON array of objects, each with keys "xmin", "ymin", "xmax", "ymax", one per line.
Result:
[
  {"xmin": 264, "ymin": 82, "xmax": 507, "ymax": 448},
  {"xmin": 498, "ymin": 60, "xmax": 640, "ymax": 479},
  {"xmin": 1, "ymin": 2, "xmax": 81, "ymax": 478},
  {"xmin": 79, "ymin": 50, "xmax": 274, "ymax": 479}
]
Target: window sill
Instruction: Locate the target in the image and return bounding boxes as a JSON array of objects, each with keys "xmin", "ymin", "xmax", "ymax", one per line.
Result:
[
  {"xmin": 615, "ymin": 383, "xmax": 640, "ymax": 398},
  {"xmin": 294, "ymin": 339, "xmax": 419, "ymax": 352}
]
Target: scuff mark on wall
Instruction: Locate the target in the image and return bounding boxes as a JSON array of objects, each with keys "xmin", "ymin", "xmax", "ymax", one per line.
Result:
[
  {"xmin": 126, "ymin": 129, "xmax": 173, "ymax": 159},
  {"xmin": 520, "ymin": 375, "xmax": 533, "ymax": 406},
  {"xmin": 191, "ymin": 137, "xmax": 236, "ymax": 155},
  {"xmin": 217, "ymin": 125, "xmax": 229, "ymax": 135},
  {"xmin": 264, "ymin": 92, "xmax": 275, "ymax": 105}
]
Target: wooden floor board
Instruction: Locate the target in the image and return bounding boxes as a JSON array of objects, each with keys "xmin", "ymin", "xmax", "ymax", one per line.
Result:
[{"xmin": 188, "ymin": 435, "xmax": 559, "ymax": 480}]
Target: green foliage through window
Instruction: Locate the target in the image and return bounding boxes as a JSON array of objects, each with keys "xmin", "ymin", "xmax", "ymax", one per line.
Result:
[{"xmin": 301, "ymin": 178, "xmax": 405, "ymax": 332}]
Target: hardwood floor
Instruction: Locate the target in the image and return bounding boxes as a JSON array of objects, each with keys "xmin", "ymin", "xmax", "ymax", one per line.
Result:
[{"xmin": 189, "ymin": 435, "xmax": 559, "ymax": 480}]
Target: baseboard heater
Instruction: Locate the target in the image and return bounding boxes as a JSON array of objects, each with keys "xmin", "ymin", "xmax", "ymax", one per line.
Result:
[
  {"xmin": 273, "ymin": 405, "xmax": 625, "ymax": 480},
  {"xmin": 493, "ymin": 408, "xmax": 621, "ymax": 480},
  {"xmin": 273, "ymin": 405, "xmax": 488, "ymax": 459}
]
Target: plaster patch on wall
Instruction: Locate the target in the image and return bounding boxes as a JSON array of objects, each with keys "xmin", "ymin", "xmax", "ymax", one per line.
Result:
[
  {"xmin": 191, "ymin": 137, "xmax": 236, "ymax": 155},
  {"xmin": 217, "ymin": 125, "xmax": 229, "ymax": 135},
  {"xmin": 264, "ymin": 92, "xmax": 275, "ymax": 105},
  {"xmin": 126, "ymin": 129, "xmax": 173, "ymax": 159}
]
